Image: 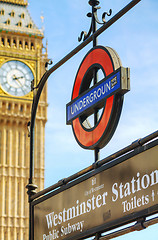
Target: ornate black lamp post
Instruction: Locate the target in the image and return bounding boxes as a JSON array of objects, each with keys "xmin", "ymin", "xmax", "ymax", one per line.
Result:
[{"xmin": 26, "ymin": 1, "xmax": 141, "ymax": 239}]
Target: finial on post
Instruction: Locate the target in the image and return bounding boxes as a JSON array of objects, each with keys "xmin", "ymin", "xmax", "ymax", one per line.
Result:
[
  {"xmin": 78, "ymin": 0, "xmax": 112, "ymax": 42},
  {"xmin": 88, "ymin": 0, "xmax": 100, "ymax": 6}
]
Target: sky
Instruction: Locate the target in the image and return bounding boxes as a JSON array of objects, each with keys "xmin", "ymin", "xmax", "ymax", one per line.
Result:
[{"xmin": 28, "ymin": 0, "xmax": 158, "ymax": 239}]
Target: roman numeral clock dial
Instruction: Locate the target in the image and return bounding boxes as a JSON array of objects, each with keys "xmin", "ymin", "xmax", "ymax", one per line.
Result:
[{"xmin": 0, "ymin": 60, "xmax": 34, "ymax": 96}]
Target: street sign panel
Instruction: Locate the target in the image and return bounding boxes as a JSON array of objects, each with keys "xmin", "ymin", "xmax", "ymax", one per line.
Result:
[{"xmin": 33, "ymin": 141, "xmax": 158, "ymax": 240}]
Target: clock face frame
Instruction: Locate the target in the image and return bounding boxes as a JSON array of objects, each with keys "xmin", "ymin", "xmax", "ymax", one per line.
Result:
[{"xmin": 0, "ymin": 60, "xmax": 34, "ymax": 97}]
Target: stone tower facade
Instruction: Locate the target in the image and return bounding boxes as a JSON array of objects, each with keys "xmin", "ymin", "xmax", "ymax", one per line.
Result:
[{"xmin": 0, "ymin": 0, "xmax": 48, "ymax": 239}]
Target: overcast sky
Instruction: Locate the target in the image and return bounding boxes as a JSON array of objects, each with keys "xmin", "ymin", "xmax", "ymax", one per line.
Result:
[{"xmin": 28, "ymin": 0, "xmax": 158, "ymax": 239}]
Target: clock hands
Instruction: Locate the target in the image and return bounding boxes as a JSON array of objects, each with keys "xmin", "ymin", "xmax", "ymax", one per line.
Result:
[
  {"xmin": 12, "ymin": 74, "xmax": 24, "ymax": 87},
  {"xmin": 12, "ymin": 74, "xmax": 24, "ymax": 81},
  {"xmin": 12, "ymin": 74, "xmax": 28, "ymax": 95}
]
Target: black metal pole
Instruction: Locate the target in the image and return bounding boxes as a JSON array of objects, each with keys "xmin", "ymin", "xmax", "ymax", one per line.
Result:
[
  {"xmin": 90, "ymin": 0, "xmax": 98, "ymax": 47},
  {"xmin": 27, "ymin": 1, "xmax": 142, "ymax": 239},
  {"xmin": 89, "ymin": 0, "xmax": 100, "ymax": 162}
]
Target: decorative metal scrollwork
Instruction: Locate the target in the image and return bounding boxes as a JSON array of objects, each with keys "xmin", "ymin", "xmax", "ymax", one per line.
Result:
[
  {"xmin": 78, "ymin": 0, "xmax": 112, "ymax": 42},
  {"xmin": 102, "ymin": 9, "xmax": 112, "ymax": 23},
  {"xmin": 45, "ymin": 59, "xmax": 53, "ymax": 71},
  {"xmin": 78, "ymin": 13, "xmax": 92, "ymax": 42}
]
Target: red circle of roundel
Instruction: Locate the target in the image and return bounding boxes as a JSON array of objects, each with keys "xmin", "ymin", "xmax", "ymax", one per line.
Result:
[{"xmin": 71, "ymin": 46, "xmax": 122, "ymax": 149}]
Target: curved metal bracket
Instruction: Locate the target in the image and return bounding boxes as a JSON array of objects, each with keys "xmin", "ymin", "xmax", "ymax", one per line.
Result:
[
  {"xmin": 27, "ymin": 1, "xmax": 142, "ymax": 239},
  {"xmin": 28, "ymin": 0, "xmax": 142, "ymax": 193}
]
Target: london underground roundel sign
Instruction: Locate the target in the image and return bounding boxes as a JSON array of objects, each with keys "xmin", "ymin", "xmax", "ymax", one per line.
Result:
[{"xmin": 66, "ymin": 46, "xmax": 130, "ymax": 150}]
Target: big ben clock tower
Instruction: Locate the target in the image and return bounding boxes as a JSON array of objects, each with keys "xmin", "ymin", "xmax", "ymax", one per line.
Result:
[{"xmin": 0, "ymin": 0, "xmax": 48, "ymax": 239}]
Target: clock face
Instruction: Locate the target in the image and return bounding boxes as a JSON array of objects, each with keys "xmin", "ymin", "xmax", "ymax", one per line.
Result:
[{"xmin": 0, "ymin": 60, "xmax": 34, "ymax": 96}]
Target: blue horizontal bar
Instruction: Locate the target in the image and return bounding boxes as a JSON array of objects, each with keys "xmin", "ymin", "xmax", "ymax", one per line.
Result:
[{"xmin": 66, "ymin": 69, "xmax": 121, "ymax": 124}]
